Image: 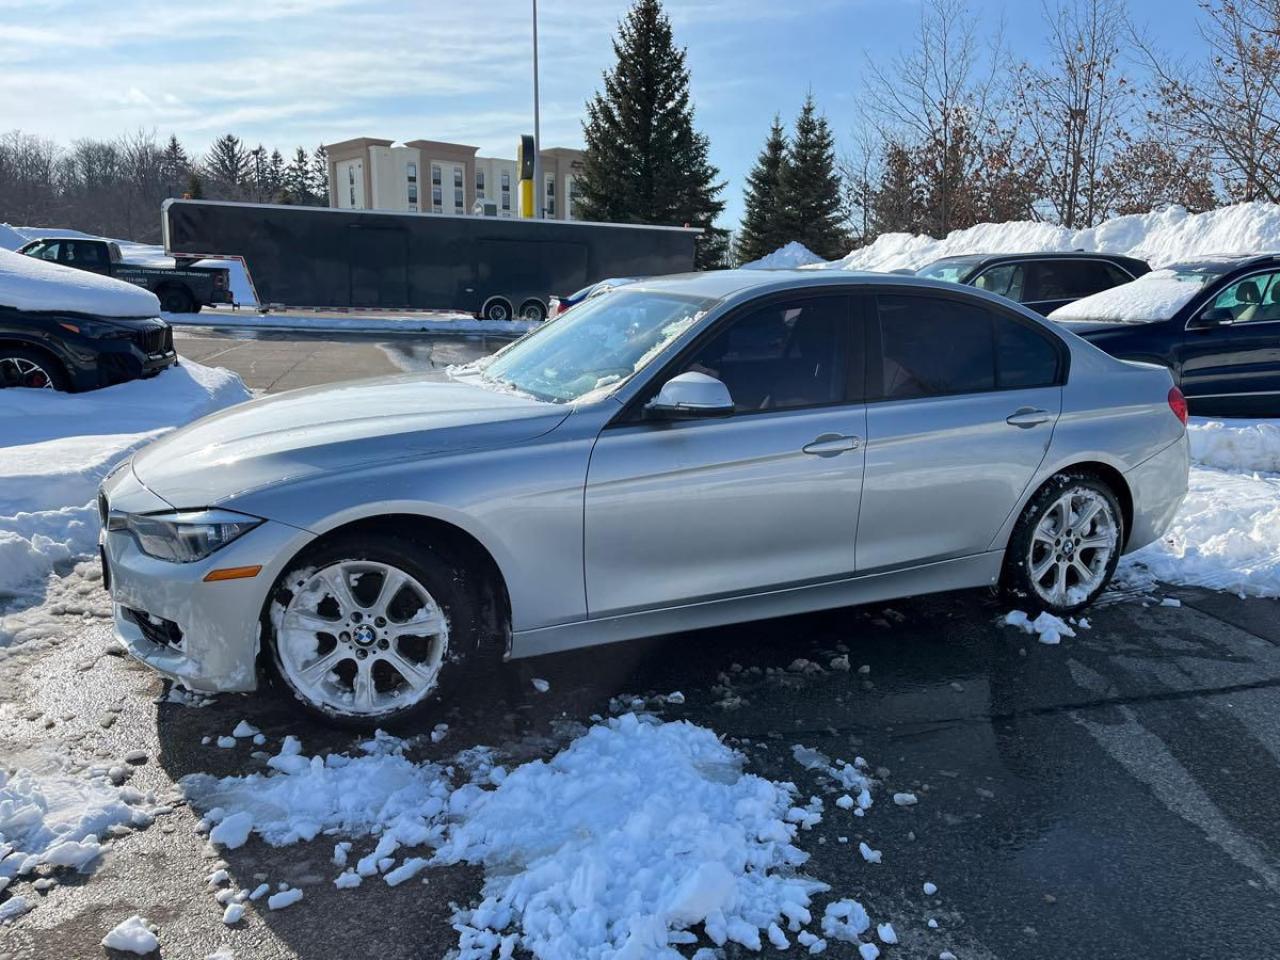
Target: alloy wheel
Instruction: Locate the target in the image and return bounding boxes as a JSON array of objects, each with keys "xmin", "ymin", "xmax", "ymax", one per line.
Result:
[
  {"xmin": 0, "ymin": 357, "xmax": 54, "ymax": 389},
  {"xmin": 1026, "ymin": 487, "xmax": 1118, "ymax": 606},
  {"xmin": 276, "ymin": 560, "xmax": 449, "ymax": 717}
]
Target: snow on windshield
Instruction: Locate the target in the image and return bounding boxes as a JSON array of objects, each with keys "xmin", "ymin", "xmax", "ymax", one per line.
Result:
[
  {"xmin": 472, "ymin": 289, "xmax": 712, "ymax": 403},
  {"xmin": 0, "ymin": 246, "xmax": 160, "ymax": 317},
  {"xmin": 1049, "ymin": 268, "xmax": 1213, "ymax": 323}
]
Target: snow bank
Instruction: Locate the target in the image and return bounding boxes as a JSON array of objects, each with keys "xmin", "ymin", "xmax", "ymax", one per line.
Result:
[
  {"xmin": 1051, "ymin": 269, "xmax": 1205, "ymax": 321},
  {"xmin": 0, "ymin": 762, "xmax": 155, "ymax": 882},
  {"xmin": 812, "ymin": 202, "xmax": 1280, "ymax": 273},
  {"xmin": 0, "ymin": 360, "xmax": 249, "ymax": 601},
  {"xmin": 741, "ymin": 241, "xmax": 825, "ymax": 270},
  {"xmin": 1122, "ymin": 466, "xmax": 1280, "ymax": 598},
  {"xmin": 0, "ymin": 247, "xmax": 159, "ymax": 318},
  {"xmin": 1187, "ymin": 417, "xmax": 1280, "ymax": 474},
  {"xmin": 184, "ymin": 715, "xmax": 867, "ymax": 959}
]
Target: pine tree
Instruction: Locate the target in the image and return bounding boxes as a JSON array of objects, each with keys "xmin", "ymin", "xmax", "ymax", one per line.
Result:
[
  {"xmin": 249, "ymin": 144, "xmax": 268, "ymax": 202},
  {"xmin": 310, "ymin": 145, "xmax": 329, "ymax": 206},
  {"xmin": 576, "ymin": 0, "xmax": 726, "ymax": 268},
  {"xmin": 283, "ymin": 147, "xmax": 313, "ymax": 204},
  {"xmin": 736, "ymin": 115, "xmax": 789, "ymax": 265},
  {"xmin": 160, "ymin": 134, "xmax": 190, "ymax": 198},
  {"xmin": 205, "ymin": 134, "xmax": 249, "ymax": 198},
  {"xmin": 779, "ymin": 94, "xmax": 847, "ymax": 259},
  {"xmin": 267, "ymin": 149, "xmax": 286, "ymax": 202},
  {"xmin": 185, "ymin": 170, "xmax": 205, "ymax": 200}
]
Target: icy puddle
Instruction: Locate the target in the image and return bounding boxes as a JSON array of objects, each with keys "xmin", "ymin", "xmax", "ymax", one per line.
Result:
[{"xmin": 181, "ymin": 713, "xmax": 887, "ymax": 959}]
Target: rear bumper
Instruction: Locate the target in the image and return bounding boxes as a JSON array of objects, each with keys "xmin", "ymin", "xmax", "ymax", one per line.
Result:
[{"xmin": 1123, "ymin": 433, "xmax": 1190, "ymax": 553}]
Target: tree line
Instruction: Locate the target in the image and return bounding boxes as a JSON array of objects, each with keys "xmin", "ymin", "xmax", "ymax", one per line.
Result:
[
  {"xmin": 576, "ymin": 0, "xmax": 1280, "ymax": 267},
  {"xmin": 0, "ymin": 130, "xmax": 329, "ymax": 244}
]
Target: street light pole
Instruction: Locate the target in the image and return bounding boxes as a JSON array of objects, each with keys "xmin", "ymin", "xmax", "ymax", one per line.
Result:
[{"xmin": 532, "ymin": 0, "xmax": 543, "ymax": 219}]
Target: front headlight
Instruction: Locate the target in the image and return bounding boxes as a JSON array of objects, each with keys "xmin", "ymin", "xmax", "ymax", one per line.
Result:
[
  {"xmin": 108, "ymin": 509, "xmax": 263, "ymax": 563},
  {"xmin": 57, "ymin": 319, "xmax": 136, "ymax": 340}
]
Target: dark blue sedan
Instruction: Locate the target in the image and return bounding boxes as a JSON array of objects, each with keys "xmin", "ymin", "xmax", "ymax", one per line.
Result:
[{"xmin": 1051, "ymin": 254, "xmax": 1280, "ymax": 416}]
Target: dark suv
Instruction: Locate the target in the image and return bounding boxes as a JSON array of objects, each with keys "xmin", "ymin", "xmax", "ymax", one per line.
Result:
[
  {"xmin": 1051, "ymin": 254, "xmax": 1280, "ymax": 417},
  {"xmin": 916, "ymin": 252, "xmax": 1151, "ymax": 315}
]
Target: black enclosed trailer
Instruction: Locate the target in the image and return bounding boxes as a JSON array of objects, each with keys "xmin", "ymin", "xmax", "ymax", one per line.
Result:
[{"xmin": 162, "ymin": 198, "xmax": 701, "ymax": 320}]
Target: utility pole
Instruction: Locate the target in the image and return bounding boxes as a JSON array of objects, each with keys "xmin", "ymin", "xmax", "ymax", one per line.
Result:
[{"xmin": 532, "ymin": 0, "xmax": 543, "ymax": 218}]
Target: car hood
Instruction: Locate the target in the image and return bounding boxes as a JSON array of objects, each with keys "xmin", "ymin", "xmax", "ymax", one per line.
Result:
[{"xmin": 131, "ymin": 375, "xmax": 569, "ymax": 507}]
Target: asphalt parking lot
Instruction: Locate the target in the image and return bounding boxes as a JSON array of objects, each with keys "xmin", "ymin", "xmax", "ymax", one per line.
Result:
[{"xmin": 3, "ymin": 332, "xmax": 1279, "ymax": 960}]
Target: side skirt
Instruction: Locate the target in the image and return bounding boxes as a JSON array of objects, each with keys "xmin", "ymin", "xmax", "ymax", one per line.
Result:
[{"xmin": 511, "ymin": 551, "xmax": 1005, "ymax": 659}]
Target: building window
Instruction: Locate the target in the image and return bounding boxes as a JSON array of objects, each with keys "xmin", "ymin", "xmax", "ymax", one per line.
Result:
[
  {"xmin": 347, "ymin": 167, "xmax": 354, "ymax": 185},
  {"xmin": 406, "ymin": 162, "xmax": 417, "ymax": 183},
  {"xmin": 431, "ymin": 164, "xmax": 442, "ymax": 186},
  {"xmin": 566, "ymin": 178, "xmax": 577, "ymax": 219},
  {"xmin": 545, "ymin": 174, "xmax": 556, "ymax": 217},
  {"xmin": 432, "ymin": 186, "xmax": 442, "ymax": 211},
  {"xmin": 408, "ymin": 183, "xmax": 418, "ymax": 204},
  {"xmin": 349, "ymin": 186, "xmax": 356, "ymax": 206},
  {"xmin": 475, "ymin": 170, "xmax": 485, "ymax": 198}
]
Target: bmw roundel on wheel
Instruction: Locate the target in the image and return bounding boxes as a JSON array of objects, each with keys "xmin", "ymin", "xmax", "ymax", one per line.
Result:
[{"xmin": 99, "ymin": 269, "xmax": 1189, "ymax": 727}]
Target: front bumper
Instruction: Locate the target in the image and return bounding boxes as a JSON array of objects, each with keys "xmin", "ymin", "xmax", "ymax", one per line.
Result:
[
  {"xmin": 1124, "ymin": 432, "xmax": 1190, "ymax": 553},
  {"xmin": 102, "ymin": 505, "xmax": 311, "ymax": 693}
]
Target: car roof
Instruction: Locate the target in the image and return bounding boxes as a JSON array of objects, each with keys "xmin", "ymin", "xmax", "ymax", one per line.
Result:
[
  {"xmin": 927, "ymin": 251, "xmax": 1149, "ymax": 268},
  {"xmin": 619, "ymin": 268, "xmax": 1030, "ymax": 308},
  {"xmin": 1165, "ymin": 253, "xmax": 1280, "ymax": 271}
]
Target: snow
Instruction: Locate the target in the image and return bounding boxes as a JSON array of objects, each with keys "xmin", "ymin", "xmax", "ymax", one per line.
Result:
[
  {"xmin": 811, "ymin": 202, "xmax": 1280, "ymax": 274},
  {"xmin": 1001, "ymin": 610, "xmax": 1077, "ymax": 645},
  {"xmin": 742, "ymin": 241, "xmax": 825, "ymax": 270},
  {"xmin": 0, "ymin": 246, "xmax": 159, "ymax": 318},
  {"xmin": 100, "ymin": 915, "xmax": 159, "ymax": 953},
  {"xmin": 858, "ymin": 842, "xmax": 881, "ymax": 864},
  {"xmin": 923, "ymin": 882, "xmax": 938, "ymax": 895},
  {"xmin": 1051, "ymin": 268, "xmax": 1208, "ymax": 322},
  {"xmin": 0, "ymin": 762, "xmax": 154, "ymax": 884},
  {"xmin": 0, "ymin": 359, "xmax": 249, "ymax": 604},
  {"xmin": 208, "ymin": 811, "xmax": 254, "ymax": 849},
  {"xmin": 182, "ymin": 714, "xmax": 860, "ymax": 959},
  {"xmin": 267, "ymin": 888, "xmax": 304, "ymax": 910},
  {"xmin": 231, "ymin": 721, "xmax": 259, "ymax": 738},
  {"xmin": 530, "ymin": 677, "xmax": 550, "ymax": 693},
  {"xmin": 1188, "ymin": 417, "xmax": 1280, "ymax": 474},
  {"xmin": 892, "ymin": 792, "xmax": 918, "ymax": 807}
]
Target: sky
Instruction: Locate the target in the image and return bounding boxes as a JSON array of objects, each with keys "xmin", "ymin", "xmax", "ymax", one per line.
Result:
[{"xmin": 0, "ymin": 0, "xmax": 1206, "ymax": 229}]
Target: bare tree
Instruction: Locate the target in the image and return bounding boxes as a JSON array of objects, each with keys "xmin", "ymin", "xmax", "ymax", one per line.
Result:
[
  {"xmin": 863, "ymin": 0, "xmax": 1008, "ymax": 235},
  {"xmin": 1017, "ymin": 0, "xmax": 1134, "ymax": 227},
  {"xmin": 1140, "ymin": 0, "xmax": 1280, "ymax": 202}
]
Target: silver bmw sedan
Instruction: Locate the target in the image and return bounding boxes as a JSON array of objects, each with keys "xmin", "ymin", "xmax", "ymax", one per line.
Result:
[{"xmin": 99, "ymin": 270, "xmax": 1189, "ymax": 725}]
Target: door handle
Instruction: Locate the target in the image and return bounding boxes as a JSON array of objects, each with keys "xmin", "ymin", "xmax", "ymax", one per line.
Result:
[
  {"xmin": 1006, "ymin": 408, "xmax": 1052, "ymax": 428},
  {"xmin": 802, "ymin": 433, "xmax": 861, "ymax": 456}
]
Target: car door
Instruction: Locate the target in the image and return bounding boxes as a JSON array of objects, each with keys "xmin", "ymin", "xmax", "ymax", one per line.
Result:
[
  {"xmin": 1179, "ymin": 270, "xmax": 1280, "ymax": 412},
  {"xmin": 583, "ymin": 293, "xmax": 868, "ymax": 618},
  {"xmin": 857, "ymin": 293, "xmax": 1063, "ymax": 573},
  {"xmin": 1021, "ymin": 259, "xmax": 1132, "ymax": 315}
]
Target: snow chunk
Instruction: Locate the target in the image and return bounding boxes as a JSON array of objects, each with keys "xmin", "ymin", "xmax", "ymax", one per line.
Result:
[
  {"xmin": 221, "ymin": 902, "xmax": 245, "ymax": 924},
  {"xmin": 231, "ymin": 721, "xmax": 260, "ymax": 738},
  {"xmin": 529, "ymin": 677, "xmax": 550, "ymax": 694},
  {"xmin": 209, "ymin": 811, "xmax": 254, "ymax": 850},
  {"xmin": 267, "ymin": 888, "xmax": 304, "ymax": 910},
  {"xmin": 1001, "ymin": 610, "xmax": 1076, "ymax": 645},
  {"xmin": 1188, "ymin": 416, "xmax": 1280, "ymax": 474},
  {"xmin": 877, "ymin": 921, "xmax": 898, "ymax": 944},
  {"xmin": 821, "ymin": 898, "xmax": 872, "ymax": 942},
  {"xmin": 859, "ymin": 944, "xmax": 880, "ymax": 960},
  {"xmin": 924, "ymin": 881, "xmax": 939, "ymax": 895},
  {"xmin": 892, "ymin": 792, "xmax": 918, "ymax": 807},
  {"xmin": 216, "ymin": 736, "xmax": 237, "ymax": 749},
  {"xmin": 858, "ymin": 842, "xmax": 882, "ymax": 863},
  {"xmin": 100, "ymin": 915, "xmax": 158, "ymax": 954}
]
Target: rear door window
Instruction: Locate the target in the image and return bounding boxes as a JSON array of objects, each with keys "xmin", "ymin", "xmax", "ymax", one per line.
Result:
[
  {"xmin": 972, "ymin": 263, "xmax": 1025, "ymax": 301},
  {"xmin": 875, "ymin": 295, "xmax": 1062, "ymax": 399},
  {"xmin": 1027, "ymin": 259, "xmax": 1124, "ymax": 301}
]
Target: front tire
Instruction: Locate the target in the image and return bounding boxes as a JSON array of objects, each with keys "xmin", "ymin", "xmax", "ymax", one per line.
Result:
[
  {"xmin": 1000, "ymin": 473, "xmax": 1123, "ymax": 615},
  {"xmin": 264, "ymin": 534, "xmax": 479, "ymax": 728},
  {"xmin": 0, "ymin": 348, "xmax": 67, "ymax": 390},
  {"xmin": 158, "ymin": 286, "xmax": 196, "ymax": 314}
]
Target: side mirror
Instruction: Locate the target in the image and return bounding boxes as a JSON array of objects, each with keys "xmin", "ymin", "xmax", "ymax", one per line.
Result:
[
  {"xmin": 644, "ymin": 371, "xmax": 735, "ymax": 420},
  {"xmin": 1190, "ymin": 308, "xmax": 1230, "ymax": 330}
]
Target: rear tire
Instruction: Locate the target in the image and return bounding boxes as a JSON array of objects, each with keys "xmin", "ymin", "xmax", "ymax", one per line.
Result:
[
  {"xmin": 482, "ymin": 298, "xmax": 512, "ymax": 322},
  {"xmin": 263, "ymin": 534, "xmax": 482, "ymax": 729},
  {"xmin": 0, "ymin": 347, "xmax": 68, "ymax": 390},
  {"xmin": 157, "ymin": 286, "xmax": 196, "ymax": 314},
  {"xmin": 1000, "ymin": 473, "xmax": 1123, "ymax": 616},
  {"xmin": 518, "ymin": 299, "xmax": 547, "ymax": 322}
]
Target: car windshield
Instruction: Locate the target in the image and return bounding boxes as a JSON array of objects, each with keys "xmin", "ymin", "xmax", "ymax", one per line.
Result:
[
  {"xmin": 916, "ymin": 259, "xmax": 981, "ymax": 283},
  {"xmin": 462, "ymin": 288, "xmax": 714, "ymax": 403},
  {"xmin": 1161, "ymin": 262, "xmax": 1232, "ymax": 285}
]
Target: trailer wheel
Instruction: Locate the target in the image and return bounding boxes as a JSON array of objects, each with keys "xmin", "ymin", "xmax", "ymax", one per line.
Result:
[
  {"xmin": 518, "ymin": 299, "xmax": 547, "ymax": 322},
  {"xmin": 481, "ymin": 298, "xmax": 513, "ymax": 322}
]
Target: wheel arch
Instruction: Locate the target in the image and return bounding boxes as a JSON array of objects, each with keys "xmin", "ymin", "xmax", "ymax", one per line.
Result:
[
  {"xmin": 994, "ymin": 458, "xmax": 1135, "ymax": 554},
  {"xmin": 266, "ymin": 510, "xmax": 513, "ymax": 660},
  {"xmin": 0, "ymin": 337, "xmax": 73, "ymax": 387}
]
